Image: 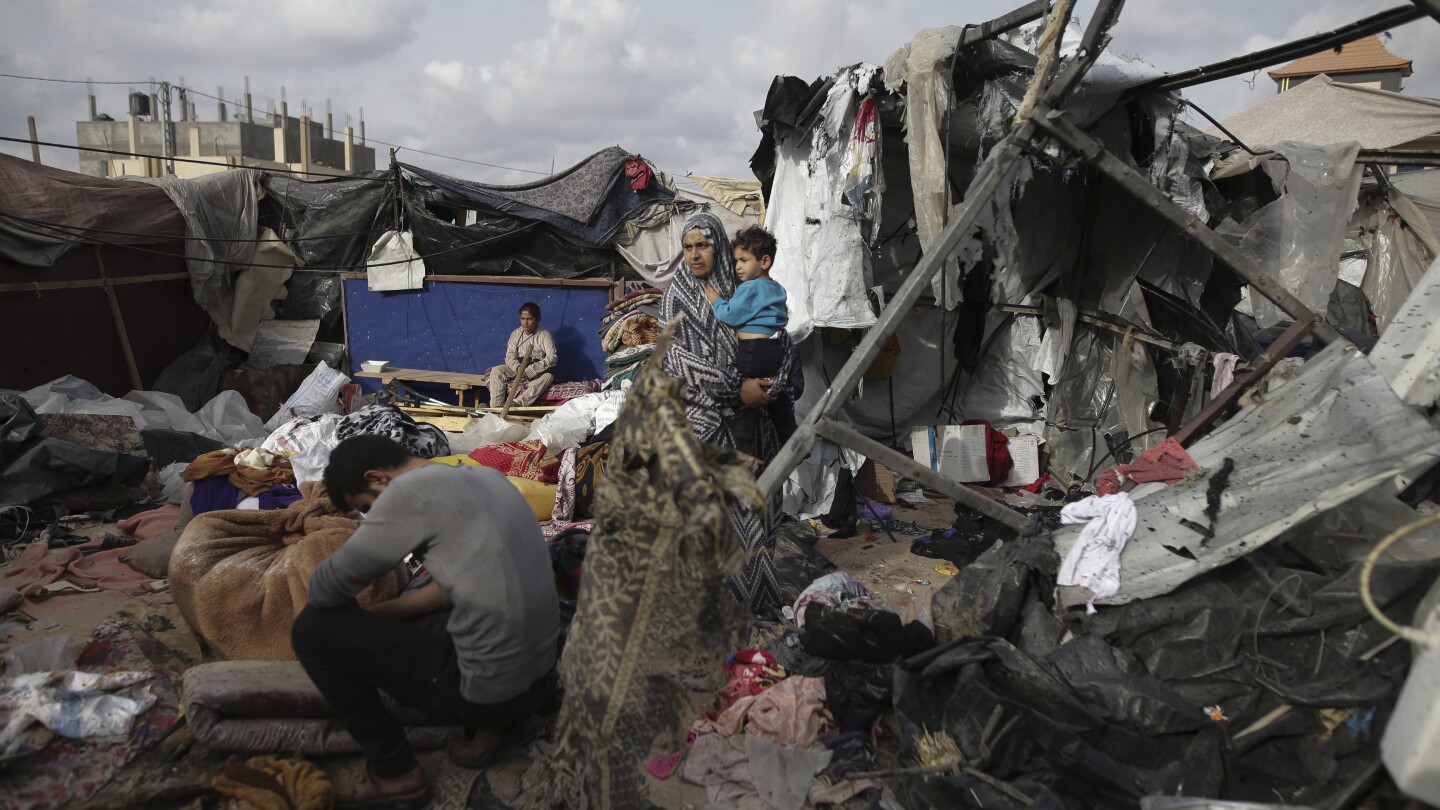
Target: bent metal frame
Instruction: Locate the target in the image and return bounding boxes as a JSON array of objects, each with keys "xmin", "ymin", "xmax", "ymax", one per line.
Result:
[{"xmin": 755, "ymin": 0, "xmax": 1440, "ymax": 528}]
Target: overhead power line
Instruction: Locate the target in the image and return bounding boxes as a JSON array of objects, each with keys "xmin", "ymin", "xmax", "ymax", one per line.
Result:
[
  {"xmin": 0, "ymin": 209, "xmax": 545, "ymax": 271},
  {"xmin": 0, "ymin": 135, "xmax": 386, "ymax": 181},
  {"xmin": 1, "ymin": 71, "xmax": 551, "ymax": 177}
]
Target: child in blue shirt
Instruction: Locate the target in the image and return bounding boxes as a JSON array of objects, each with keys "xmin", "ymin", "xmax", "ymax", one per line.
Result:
[{"xmin": 703, "ymin": 226, "xmax": 798, "ymax": 452}]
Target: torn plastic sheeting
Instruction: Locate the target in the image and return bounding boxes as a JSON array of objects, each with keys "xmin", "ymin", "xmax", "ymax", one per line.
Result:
[
  {"xmin": 765, "ymin": 65, "xmax": 882, "ymax": 341},
  {"xmin": 402, "ymin": 149, "xmax": 675, "ymax": 248},
  {"xmin": 930, "ymin": 532, "xmax": 1058, "ymax": 645},
  {"xmin": 883, "ymin": 27, "xmax": 963, "ymax": 310},
  {"xmin": 135, "ymin": 168, "xmax": 261, "ymax": 311},
  {"xmin": 1359, "ymin": 189, "xmax": 1439, "ymax": 333},
  {"xmin": 1044, "ymin": 322, "xmax": 1163, "ymax": 482},
  {"xmin": 1228, "ymin": 141, "xmax": 1363, "ymax": 329},
  {"xmin": 781, "ymin": 437, "xmax": 865, "ymax": 520},
  {"xmin": 1053, "ymin": 341, "xmax": 1440, "ymax": 609},
  {"xmin": 792, "ymin": 304, "xmax": 956, "ymax": 445},
  {"xmin": 404, "ymin": 192, "xmax": 614, "ymax": 280},
  {"xmin": 955, "ymin": 313, "xmax": 1047, "ymax": 435},
  {"xmin": 610, "ymin": 183, "xmax": 756, "ymax": 285},
  {"xmin": 260, "ymin": 172, "xmax": 389, "ymax": 270},
  {"xmin": 1369, "ymin": 254, "xmax": 1440, "ymax": 408}
]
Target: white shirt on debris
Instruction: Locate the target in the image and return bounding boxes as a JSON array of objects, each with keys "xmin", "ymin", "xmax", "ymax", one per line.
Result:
[{"xmin": 1058, "ymin": 493, "xmax": 1138, "ymax": 612}]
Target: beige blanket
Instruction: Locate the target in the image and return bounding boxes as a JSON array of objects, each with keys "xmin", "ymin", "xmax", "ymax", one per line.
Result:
[{"xmin": 170, "ymin": 482, "xmax": 406, "ymax": 659}]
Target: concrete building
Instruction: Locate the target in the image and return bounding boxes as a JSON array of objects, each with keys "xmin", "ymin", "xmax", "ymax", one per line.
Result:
[
  {"xmin": 76, "ymin": 85, "xmax": 377, "ymax": 179},
  {"xmin": 1268, "ymin": 34, "xmax": 1413, "ymax": 94}
]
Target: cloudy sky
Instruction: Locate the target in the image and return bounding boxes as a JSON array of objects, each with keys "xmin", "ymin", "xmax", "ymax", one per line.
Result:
[{"xmin": 2, "ymin": 0, "xmax": 1437, "ymax": 182}]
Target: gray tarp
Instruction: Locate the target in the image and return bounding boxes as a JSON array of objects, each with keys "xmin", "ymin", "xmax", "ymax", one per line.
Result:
[{"xmin": 0, "ymin": 152, "xmax": 185, "ymax": 264}]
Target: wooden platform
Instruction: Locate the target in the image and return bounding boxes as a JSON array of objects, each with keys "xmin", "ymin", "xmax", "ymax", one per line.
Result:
[{"xmin": 356, "ymin": 367, "xmax": 491, "ymax": 406}]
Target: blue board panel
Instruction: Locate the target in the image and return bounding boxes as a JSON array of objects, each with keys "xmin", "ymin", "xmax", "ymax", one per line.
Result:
[{"xmin": 344, "ymin": 280, "xmax": 610, "ymax": 397}]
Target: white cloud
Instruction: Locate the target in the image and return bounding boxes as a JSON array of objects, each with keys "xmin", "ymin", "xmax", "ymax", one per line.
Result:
[
  {"xmin": 2, "ymin": 0, "xmax": 1436, "ymax": 179},
  {"xmin": 423, "ymin": 60, "xmax": 467, "ymax": 89}
]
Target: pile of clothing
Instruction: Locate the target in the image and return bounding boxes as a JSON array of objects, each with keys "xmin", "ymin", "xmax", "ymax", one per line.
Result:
[
  {"xmin": 671, "ymin": 572, "xmax": 936, "ymax": 809},
  {"xmin": 182, "ymin": 447, "xmax": 297, "ymax": 515},
  {"xmin": 599, "ymin": 287, "xmax": 662, "ymax": 391}
]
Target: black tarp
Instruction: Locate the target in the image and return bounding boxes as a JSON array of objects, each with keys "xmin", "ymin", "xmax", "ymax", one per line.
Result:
[
  {"xmin": 902, "ymin": 532, "xmax": 1438, "ymax": 808},
  {"xmin": 0, "ymin": 394, "xmax": 149, "ymax": 507},
  {"xmin": 402, "ymin": 146, "xmax": 674, "ymax": 247}
]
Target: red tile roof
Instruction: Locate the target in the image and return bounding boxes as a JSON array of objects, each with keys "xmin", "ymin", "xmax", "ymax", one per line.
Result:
[{"xmin": 1269, "ymin": 35, "xmax": 1412, "ymax": 80}]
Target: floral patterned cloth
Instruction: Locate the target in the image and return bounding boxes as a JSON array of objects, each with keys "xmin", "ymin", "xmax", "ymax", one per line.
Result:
[
  {"xmin": 467, "ymin": 441, "xmax": 558, "ymax": 483},
  {"xmin": 0, "ymin": 608, "xmax": 199, "ymax": 810}
]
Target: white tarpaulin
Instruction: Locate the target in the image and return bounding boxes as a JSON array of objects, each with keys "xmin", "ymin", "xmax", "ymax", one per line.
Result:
[{"xmin": 767, "ymin": 65, "xmax": 882, "ymax": 341}]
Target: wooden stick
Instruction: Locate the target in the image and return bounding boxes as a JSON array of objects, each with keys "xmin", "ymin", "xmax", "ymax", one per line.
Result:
[
  {"xmin": 0, "ymin": 271, "xmax": 192, "ymax": 294},
  {"xmin": 1172, "ymin": 316, "xmax": 1318, "ymax": 446},
  {"xmin": 92, "ymin": 246, "xmax": 143, "ymax": 391},
  {"xmin": 499, "ymin": 344, "xmax": 533, "ymax": 420},
  {"xmin": 27, "ymin": 116, "xmax": 41, "ymax": 164}
]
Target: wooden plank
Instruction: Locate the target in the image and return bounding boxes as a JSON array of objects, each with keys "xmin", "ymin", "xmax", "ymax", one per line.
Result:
[
  {"xmin": 338, "ymin": 272, "xmax": 612, "ymax": 288},
  {"xmin": 410, "ymin": 414, "xmax": 473, "ymax": 432},
  {"xmin": 0, "ymin": 271, "xmax": 191, "ymax": 294},
  {"xmin": 354, "ymin": 367, "xmax": 490, "ymax": 386}
]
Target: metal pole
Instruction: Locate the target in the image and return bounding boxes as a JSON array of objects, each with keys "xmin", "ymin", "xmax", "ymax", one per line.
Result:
[
  {"xmin": 1126, "ymin": 5, "xmax": 1425, "ymax": 99},
  {"xmin": 159, "ymin": 81, "xmax": 175, "ymax": 175},
  {"xmin": 957, "ymin": 0, "xmax": 1049, "ymax": 46},
  {"xmin": 1030, "ymin": 107, "xmax": 1341, "ymax": 344},
  {"xmin": 815, "ymin": 420, "xmax": 1028, "ymax": 529}
]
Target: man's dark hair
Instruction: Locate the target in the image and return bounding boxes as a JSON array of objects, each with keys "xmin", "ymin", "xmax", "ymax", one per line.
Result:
[
  {"xmin": 322, "ymin": 435, "xmax": 414, "ymax": 508},
  {"xmin": 732, "ymin": 226, "xmax": 778, "ymax": 262},
  {"xmin": 519, "ymin": 302, "xmax": 541, "ymax": 319}
]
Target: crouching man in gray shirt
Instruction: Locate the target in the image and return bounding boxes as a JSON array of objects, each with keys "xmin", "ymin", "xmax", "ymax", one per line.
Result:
[{"xmin": 293, "ymin": 435, "xmax": 559, "ymax": 808}]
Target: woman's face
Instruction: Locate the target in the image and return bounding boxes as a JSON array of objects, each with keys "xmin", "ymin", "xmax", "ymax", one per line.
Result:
[{"xmin": 682, "ymin": 228, "xmax": 716, "ymax": 279}]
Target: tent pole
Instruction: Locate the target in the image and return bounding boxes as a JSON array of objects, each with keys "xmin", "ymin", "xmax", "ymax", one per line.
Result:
[
  {"xmin": 92, "ymin": 246, "xmax": 144, "ymax": 391},
  {"xmin": 1125, "ymin": 5, "xmax": 1426, "ymax": 99},
  {"xmin": 1030, "ymin": 107, "xmax": 1341, "ymax": 344}
]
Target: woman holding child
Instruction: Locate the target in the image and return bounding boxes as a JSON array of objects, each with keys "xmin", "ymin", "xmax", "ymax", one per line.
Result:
[{"xmin": 658, "ymin": 211, "xmax": 797, "ymax": 611}]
